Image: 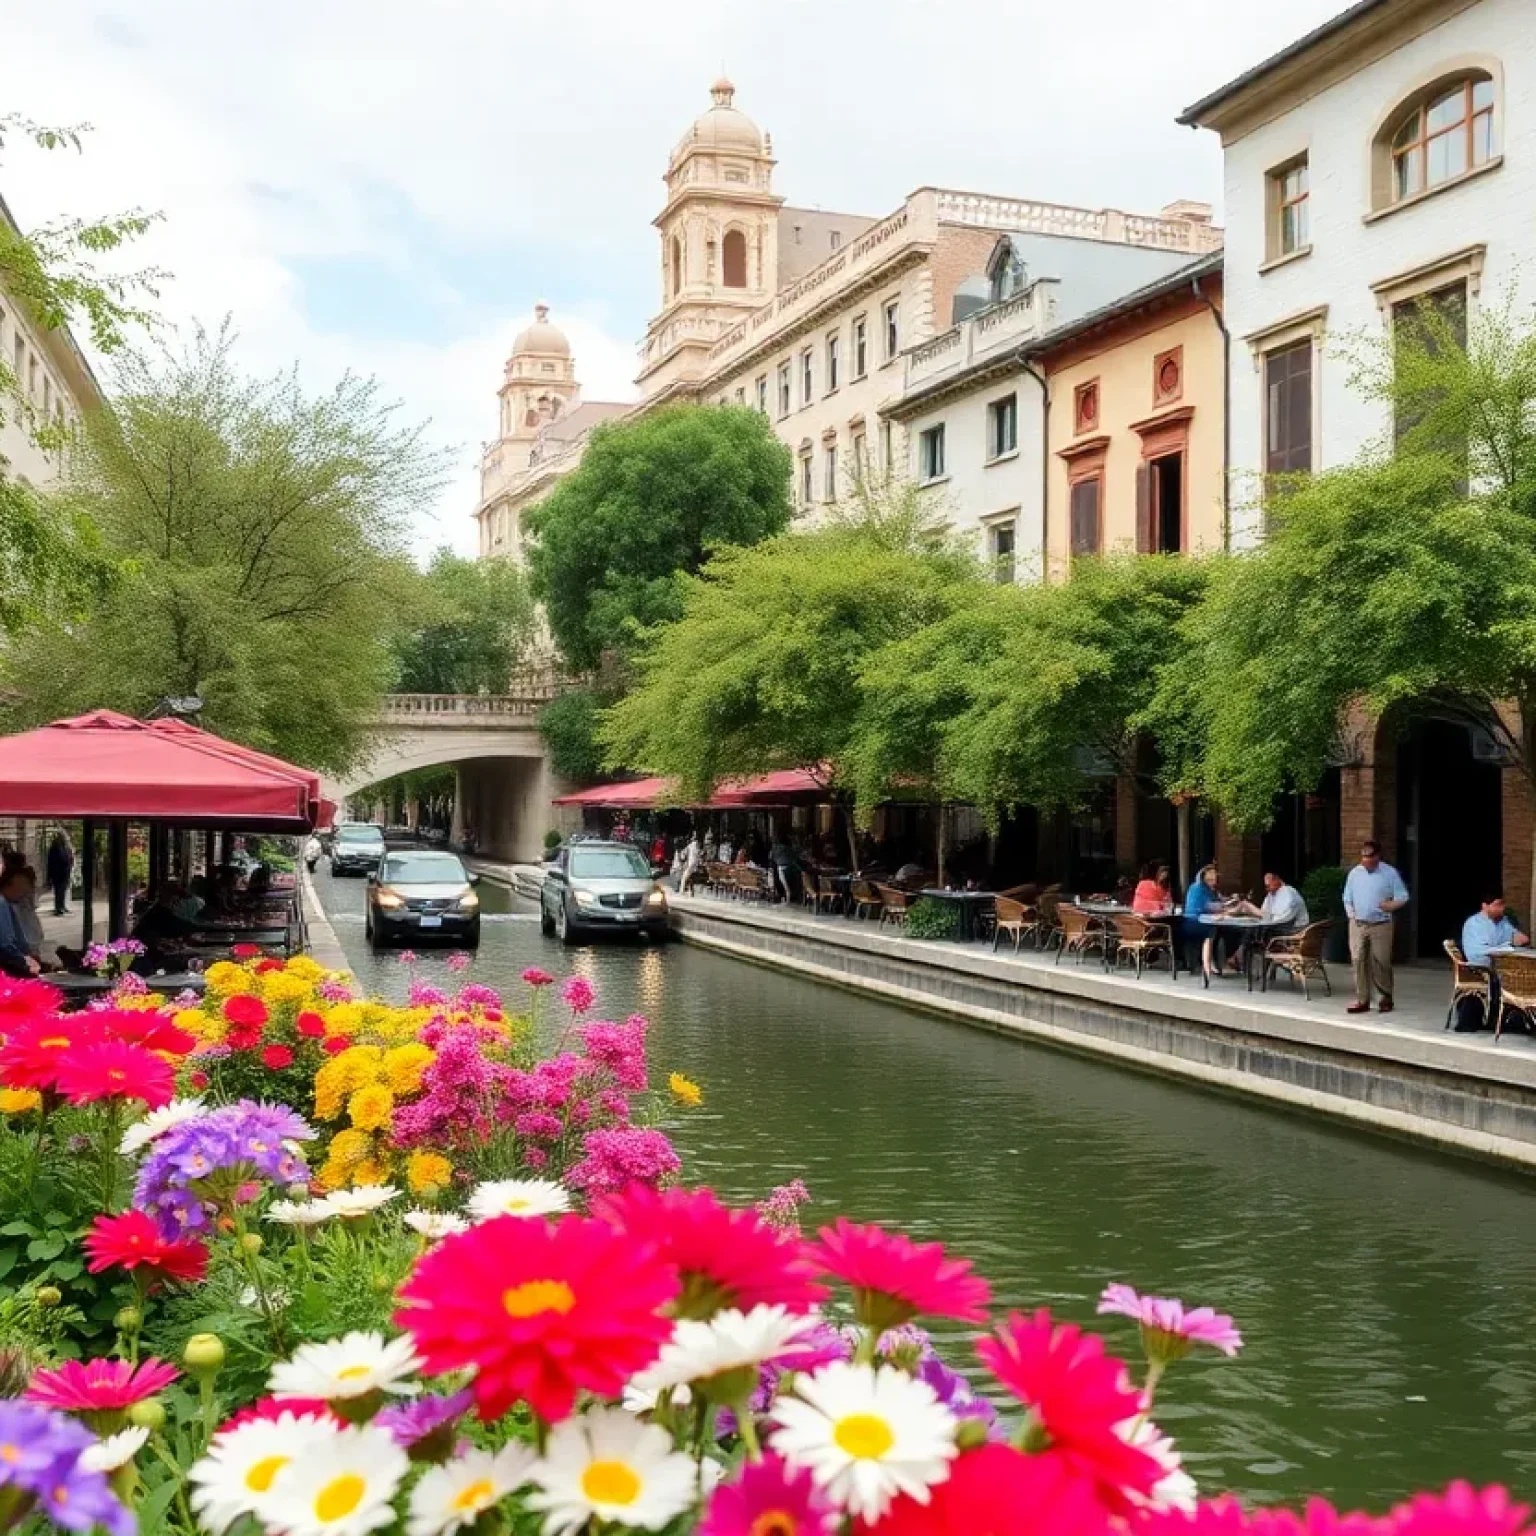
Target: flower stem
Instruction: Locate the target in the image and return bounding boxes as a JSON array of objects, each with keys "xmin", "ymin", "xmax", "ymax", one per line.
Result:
[
  {"xmin": 735, "ymin": 1406, "xmax": 763, "ymax": 1463},
  {"xmin": 150, "ymin": 1435, "xmax": 198, "ymax": 1530}
]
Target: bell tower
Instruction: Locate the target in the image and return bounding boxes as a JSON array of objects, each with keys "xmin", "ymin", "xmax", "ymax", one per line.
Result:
[{"xmin": 496, "ymin": 304, "xmax": 581, "ymax": 475}]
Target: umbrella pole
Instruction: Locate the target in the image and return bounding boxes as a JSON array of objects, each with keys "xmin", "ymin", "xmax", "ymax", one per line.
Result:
[
  {"xmin": 80, "ymin": 820, "xmax": 96, "ymax": 950},
  {"xmin": 107, "ymin": 822, "xmax": 128, "ymax": 941}
]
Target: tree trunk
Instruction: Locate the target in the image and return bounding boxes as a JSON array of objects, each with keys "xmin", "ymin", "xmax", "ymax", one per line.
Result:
[
  {"xmin": 840, "ymin": 800, "xmax": 861, "ymax": 875},
  {"xmin": 1176, "ymin": 800, "xmax": 1193, "ymax": 899},
  {"xmin": 936, "ymin": 804, "xmax": 947, "ymax": 889}
]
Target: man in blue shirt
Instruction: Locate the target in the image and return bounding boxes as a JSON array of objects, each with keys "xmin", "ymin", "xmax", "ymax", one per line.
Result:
[
  {"xmin": 0, "ymin": 869, "xmax": 41, "ymax": 979},
  {"xmin": 1342, "ymin": 840, "xmax": 1409, "ymax": 1014},
  {"xmin": 1462, "ymin": 893, "xmax": 1528, "ymax": 968}
]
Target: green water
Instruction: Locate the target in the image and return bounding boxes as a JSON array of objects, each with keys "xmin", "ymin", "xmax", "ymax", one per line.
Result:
[{"xmin": 315, "ymin": 868, "xmax": 1536, "ymax": 1511}]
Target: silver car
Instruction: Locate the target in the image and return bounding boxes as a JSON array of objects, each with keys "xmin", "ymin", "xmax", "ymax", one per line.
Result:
[{"xmin": 539, "ymin": 840, "xmax": 669, "ymax": 945}]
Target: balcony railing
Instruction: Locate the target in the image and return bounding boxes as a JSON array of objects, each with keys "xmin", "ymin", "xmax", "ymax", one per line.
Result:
[{"xmin": 904, "ymin": 280, "xmax": 1058, "ymax": 391}]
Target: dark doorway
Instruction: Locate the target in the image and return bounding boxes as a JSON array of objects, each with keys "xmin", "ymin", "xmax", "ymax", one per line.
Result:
[
  {"xmin": 1152, "ymin": 453, "xmax": 1183, "ymax": 553},
  {"xmin": 1397, "ymin": 719, "xmax": 1501, "ymax": 957},
  {"xmin": 1261, "ymin": 770, "xmax": 1341, "ymax": 887}
]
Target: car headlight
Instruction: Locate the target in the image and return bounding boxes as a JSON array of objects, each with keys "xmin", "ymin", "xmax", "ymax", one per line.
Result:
[
  {"xmin": 375, "ymin": 890, "xmax": 405, "ymax": 910},
  {"xmin": 572, "ymin": 888, "xmax": 599, "ymax": 909},
  {"xmin": 646, "ymin": 888, "xmax": 667, "ymax": 908},
  {"xmin": 458, "ymin": 889, "xmax": 479, "ymax": 909}
]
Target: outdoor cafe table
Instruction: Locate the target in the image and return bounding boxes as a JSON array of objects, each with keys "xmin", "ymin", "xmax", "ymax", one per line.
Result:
[
  {"xmin": 49, "ymin": 970, "xmax": 207, "ymax": 1012},
  {"xmin": 1197, "ymin": 915, "xmax": 1288, "ymax": 991},
  {"xmin": 186, "ymin": 925, "xmax": 291, "ymax": 954},
  {"xmin": 1076, "ymin": 903, "xmax": 1183, "ymax": 980},
  {"xmin": 918, "ymin": 889, "xmax": 996, "ymax": 944}
]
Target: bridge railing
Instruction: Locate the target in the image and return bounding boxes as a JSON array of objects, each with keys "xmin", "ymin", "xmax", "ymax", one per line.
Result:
[{"xmin": 377, "ymin": 689, "xmax": 557, "ymax": 723}]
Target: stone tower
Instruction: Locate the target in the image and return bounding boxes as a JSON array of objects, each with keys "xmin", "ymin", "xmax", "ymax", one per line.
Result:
[
  {"xmin": 637, "ymin": 78, "xmax": 784, "ymax": 397},
  {"xmin": 496, "ymin": 305, "xmax": 581, "ymax": 475}
]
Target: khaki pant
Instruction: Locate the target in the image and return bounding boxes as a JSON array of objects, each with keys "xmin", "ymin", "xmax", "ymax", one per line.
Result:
[{"xmin": 1350, "ymin": 917, "xmax": 1394, "ymax": 1003}]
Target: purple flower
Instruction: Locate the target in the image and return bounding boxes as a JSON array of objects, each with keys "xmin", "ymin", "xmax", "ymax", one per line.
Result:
[
  {"xmin": 171, "ymin": 989, "xmax": 201, "ymax": 1009},
  {"xmin": 565, "ymin": 1127, "xmax": 680, "ymax": 1196},
  {"xmin": 317, "ymin": 979, "xmax": 354, "ymax": 1004},
  {"xmin": 375, "ymin": 1388, "xmax": 473, "ymax": 1459},
  {"xmin": 916, "ymin": 1354, "xmax": 999, "ymax": 1430},
  {"xmin": 514, "ymin": 1111, "xmax": 563, "ymax": 1141},
  {"xmin": 1098, "ymin": 1282, "xmax": 1243, "ymax": 1360},
  {"xmin": 757, "ymin": 1179, "xmax": 812, "ymax": 1232},
  {"xmin": 111, "ymin": 973, "xmax": 149, "ymax": 997},
  {"xmin": 0, "ymin": 1401, "xmax": 133, "ymax": 1536}
]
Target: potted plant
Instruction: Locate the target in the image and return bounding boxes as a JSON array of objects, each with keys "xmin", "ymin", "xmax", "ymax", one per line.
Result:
[{"xmin": 1300, "ymin": 865, "xmax": 1350, "ymax": 961}]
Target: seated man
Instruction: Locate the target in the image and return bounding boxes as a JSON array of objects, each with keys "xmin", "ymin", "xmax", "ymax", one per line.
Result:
[
  {"xmin": 0, "ymin": 869, "xmax": 42, "ymax": 978},
  {"xmin": 130, "ymin": 885, "xmax": 202, "ymax": 971},
  {"xmin": 1459, "ymin": 893, "xmax": 1530, "ymax": 1031},
  {"xmin": 1256, "ymin": 872, "xmax": 1309, "ymax": 933}
]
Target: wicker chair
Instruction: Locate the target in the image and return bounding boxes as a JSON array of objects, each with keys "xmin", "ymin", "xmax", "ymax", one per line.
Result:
[
  {"xmin": 1261, "ymin": 920, "xmax": 1334, "ymax": 1000},
  {"xmin": 1036, "ymin": 889, "xmax": 1064, "ymax": 953},
  {"xmin": 1493, "ymin": 951, "xmax": 1536, "ymax": 1042},
  {"xmin": 1108, "ymin": 913, "xmax": 1174, "ymax": 978},
  {"xmin": 1442, "ymin": 940, "xmax": 1491, "ymax": 1032},
  {"xmin": 992, "ymin": 896, "xmax": 1039, "ymax": 952},
  {"xmin": 1055, "ymin": 903, "xmax": 1106, "ymax": 965},
  {"xmin": 875, "ymin": 883, "xmax": 912, "ymax": 929},
  {"xmin": 848, "ymin": 879, "xmax": 883, "ymax": 921}
]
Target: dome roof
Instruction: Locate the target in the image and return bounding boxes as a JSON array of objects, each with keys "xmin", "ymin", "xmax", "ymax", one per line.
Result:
[
  {"xmin": 511, "ymin": 304, "xmax": 570, "ymax": 358},
  {"xmin": 681, "ymin": 77, "xmax": 764, "ymax": 156}
]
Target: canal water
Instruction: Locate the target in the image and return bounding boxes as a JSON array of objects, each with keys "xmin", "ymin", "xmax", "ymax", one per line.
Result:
[{"xmin": 313, "ymin": 867, "xmax": 1536, "ymax": 1510}]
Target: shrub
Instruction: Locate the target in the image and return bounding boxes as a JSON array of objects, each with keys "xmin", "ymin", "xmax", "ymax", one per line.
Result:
[{"xmin": 905, "ymin": 896, "xmax": 959, "ymax": 941}]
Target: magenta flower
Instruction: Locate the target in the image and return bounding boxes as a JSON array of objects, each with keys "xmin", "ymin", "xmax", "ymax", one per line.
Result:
[
  {"xmin": 1388, "ymin": 1483, "xmax": 1534, "ymax": 1536},
  {"xmin": 1098, "ymin": 1283, "xmax": 1242, "ymax": 1363},
  {"xmin": 28, "ymin": 1357, "xmax": 179, "ymax": 1419},
  {"xmin": 700, "ymin": 1456, "xmax": 836, "ymax": 1535},
  {"xmin": 397, "ymin": 949, "xmax": 419, "ymax": 965},
  {"xmin": 566, "ymin": 1126, "xmax": 680, "ymax": 1195},
  {"xmin": 522, "ymin": 967, "xmax": 555, "ymax": 987},
  {"xmin": 446, "ymin": 951, "xmax": 472, "ymax": 973},
  {"xmin": 561, "ymin": 975, "xmax": 595, "ymax": 1013},
  {"xmin": 457, "ymin": 983, "xmax": 501, "ymax": 1009}
]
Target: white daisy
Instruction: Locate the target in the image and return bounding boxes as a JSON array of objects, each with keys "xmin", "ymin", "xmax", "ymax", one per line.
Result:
[
  {"xmin": 188, "ymin": 1412, "xmax": 334, "ymax": 1534},
  {"xmin": 80, "ymin": 1424, "xmax": 149, "ymax": 1473},
  {"xmin": 1120, "ymin": 1419, "xmax": 1197, "ymax": 1513},
  {"xmin": 240, "ymin": 1283, "xmax": 292, "ymax": 1310},
  {"xmin": 324, "ymin": 1185, "xmax": 401, "ymax": 1219},
  {"xmin": 526, "ymin": 1407, "xmax": 697, "ymax": 1536},
  {"xmin": 403, "ymin": 1209, "xmax": 470, "ymax": 1241},
  {"xmin": 465, "ymin": 1177, "xmax": 571, "ymax": 1223},
  {"xmin": 629, "ymin": 1305, "xmax": 820, "ymax": 1397},
  {"xmin": 406, "ymin": 1444, "xmax": 536, "ymax": 1536},
  {"xmin": 120, "ymin": 1096, "xmax": 206, "ymax": 1156},
  {"xmin": 267, "ymin": 1199, "xmax": 336, "ymax": 1227},
  {"xmin": 259, "ymin": 1424, "xmax": 408, "ymax": 1536},
  {"xmin": 769, "ymin": 1360, "xmax": 958, "ymax": 1523},
  {"xmin": 269, "ymin": 1331, "xmax": 422, "ymax": 1402},
  {"xmin": 621, "ymin": 1379, "xmax": 693, "ymax": 1416}
]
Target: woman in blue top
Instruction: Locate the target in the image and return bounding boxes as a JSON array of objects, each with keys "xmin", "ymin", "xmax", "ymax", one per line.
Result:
[{"xmin": 1184, "ymin": 863, "xmax": 1239, "ymax": 976}]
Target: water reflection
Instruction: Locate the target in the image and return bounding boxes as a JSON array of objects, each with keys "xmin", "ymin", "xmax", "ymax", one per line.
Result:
[{"xmin": 314, "ymin": 867, "xmax": 1536, "ymax": 1508}]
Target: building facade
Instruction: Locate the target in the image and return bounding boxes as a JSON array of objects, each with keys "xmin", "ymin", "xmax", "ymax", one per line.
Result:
[{"xmin": 1182, "ymin": 0, "xmax": 1533, "ymax": 949}]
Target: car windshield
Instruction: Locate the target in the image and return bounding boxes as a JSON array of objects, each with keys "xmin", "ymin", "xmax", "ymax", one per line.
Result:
[
  {"xmin": 337, "ymin": 826, "xmax": 384, "ymax": 844},
  {"xmin": 381, "ymin": 854, "xmax": 467, "ymax": 885},
  {"xmin": 569, "ymin": 847, "xmax": 651, "ymax": 879}
]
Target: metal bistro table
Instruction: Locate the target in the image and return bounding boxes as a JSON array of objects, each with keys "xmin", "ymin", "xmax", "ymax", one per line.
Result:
[
  {"xmin": 1198, "ymin": 915, "xmax": 1287, "ymax": 991},
  {"xmin": 185, "ymin": 925, "xmax": 291, "ymax": 955},
  {"xmin": 49, "ymin": 970, "xmax": 207, "ymax": 1012},
  {"xmin": 1077, "ymin": 903, "xmax": 1183, "ymax": 979},
  {"xmin": 918, "ymin": 889, "xmax": 997, "ymax": 944}
]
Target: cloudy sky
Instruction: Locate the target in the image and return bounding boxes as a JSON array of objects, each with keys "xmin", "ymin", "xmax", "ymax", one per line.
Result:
[{"xmin": 7, "ymin": 1, "xmax": 1344, "ymax": 557}]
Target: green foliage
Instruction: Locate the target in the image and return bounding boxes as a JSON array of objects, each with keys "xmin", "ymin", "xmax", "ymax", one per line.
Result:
[
  {"xmin": 0, "ymin": 325, "xmax": 446, "ymax": 773},
  {"xmin": 525, "ymin": 404, "xmax": 793, "ymax": 671},
  {"xmin": 1300, "ymin": 865, "xmax": 1348, "ymax": 924},
  {"xmin": 389, "ymin": 546, "xmax": 537, "ymax": 694},
  {"xmin": 904, "ymin": 897, "xmax": 959, "ymax": 941},
  {"xmin": 600, "ymin": 525, "xmax": 977, "ymax": 804},
  {"xmin": 540, "ymin": 687, "xmax": 610, "ymax": 785},
  {"xmin": 543, "ymin": 828, "xmax": 564, "ymax": 852}
]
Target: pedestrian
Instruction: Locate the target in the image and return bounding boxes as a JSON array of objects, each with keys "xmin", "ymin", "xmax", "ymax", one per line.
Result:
[
  {"xmin": 769, "ymin": 835, "xmax": 799, "ymax": 904},
  {"xmin": 1342, "ymin": 839, "xmax": 1409, "ymax": 1014},
  {"xmin": 45, "ymin": 831, "xmax": 73, "ymax": 917}
]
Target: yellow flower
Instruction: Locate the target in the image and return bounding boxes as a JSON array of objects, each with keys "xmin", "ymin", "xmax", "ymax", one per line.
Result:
[
  {"xmin": 283, "ymin": 955, "xmax": 324, "ymax": 981},
  {"xmin": 350, "ymin": 1156, "xmax": 391, "ymax": 1187},
  {"xmin": 330, "ymin": 1046, "xmax": 384, "ymax": 1092},
  {"xmin": 327, "ymin": 1127, "xmax": 373, "ymax": 1171},
  {"xmin": 382, "ymin": 1043, "xmax": 434, "ymax": 1097},
  {"xmin": 315, "ymin": 1158, "xmax": 348, "ymax": 1193},
  {"xmin": 321, "ymin": 1002, "xmax": 365, "ymax": 1038},
  {"xmin": 0, "ymin": 1089, "xmax": 41, "ymax": 1115},
  {"xmin": 347, "ymin": 1084, "xmax": 394, "ymax": 1132},
  {"xmin": 115, "ymin": 994, "xmax": 163, "ymax": 1012},
  {"xmin": 259, "ymin": 970, "xmax": 312, "ymax": 1005},
  {"xmin": 669, "ymin": 1071, "xmax": 704, "ymax": 1108},
  {"xmin": 203, "ymin": 961, "xmax": 253, "ymax": 995},
  {"xmin": 405, "ymin": 1150, "xmax": 452, "ymax": 1197}
]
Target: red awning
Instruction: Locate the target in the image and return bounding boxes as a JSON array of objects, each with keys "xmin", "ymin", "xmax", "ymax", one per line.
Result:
[
  {"xmin": 714, "ymin": 768, "xmax": 826, "ymax": 803},
  {"xmin": 552, "ymin": 776, "xmax": 677, "ymax": 809},
  {"xmin": 147, "ymin": 719, "xmax": 324, "ymax": 816},
  {"xmin": 0, "ymin": 710, "xmax": 316, "ymax": 826},
  {"xmin": 553, "ymin": 767, "xmax": 828, "ymax": 811}
]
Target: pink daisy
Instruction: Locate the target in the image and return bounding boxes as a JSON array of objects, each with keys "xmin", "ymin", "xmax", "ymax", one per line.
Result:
[
  {"xmin": 1387, "ymin": 1483, "xmax": 1535, "ymax": 1536},
  {"xmin": 811, "ymin": 1217, "xmax": 990, "ymax": 1331},
  {"xmin": 1098, "ymin": 1284, "xmax": 1242, "ymax": 1364},
  {"xmin": 699, "ymin": 1455, "xmax": 836, "ymax": 1536},
  {"xmin": 28, "ymin": 1357, "xmax": 178, "ymax": 1418},
  {"xmin": 54, "ymin": 1040, "xmax": 176, "ymax": 1110},
  {"xmin": 522, "ymin": 968, "xmax": 555, "ymax": 987}
]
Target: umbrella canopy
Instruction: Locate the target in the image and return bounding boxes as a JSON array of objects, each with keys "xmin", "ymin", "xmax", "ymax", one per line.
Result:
[
  {"xmin": 553, "ymin": 768, "xmax": 828, "ymax": 811},
  {"xmin": 552, "ymin": 776, "xmax": 678, "ymax": 809},
  {"xmin": 0, "ymin": 710, "xmax": 316, "ymax": 827},
  {"xmin": 146, "ymin": 719, "xmax": 324, "ymax": 817}
]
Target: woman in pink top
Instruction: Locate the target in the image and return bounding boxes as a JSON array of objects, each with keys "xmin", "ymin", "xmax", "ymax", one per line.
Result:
[{"xmin": 1131, "ymin": 862, "xmax": 1174, "ymax": 914}]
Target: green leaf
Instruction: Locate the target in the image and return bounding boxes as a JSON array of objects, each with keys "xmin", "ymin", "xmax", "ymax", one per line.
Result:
[
  {"xmin": 25, "ymin": 1234, "xmax": 65, "ymax": 1262},
  {"xmin": 0, "ymin": 1220, "xmax": 35, "ymax": 1237}
]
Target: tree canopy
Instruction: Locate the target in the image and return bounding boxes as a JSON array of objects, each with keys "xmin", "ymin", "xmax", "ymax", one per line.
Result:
[
  {"xmin": 0, "ymin": 326, "xmax": 445, "ymax": 773},
  {"xmin": 389, "ymin": 547, "xmax": 536, "ymax": 694},
  {"xmin": 524, "ymin": 403, "xmax": 793, "ymax": 672}
]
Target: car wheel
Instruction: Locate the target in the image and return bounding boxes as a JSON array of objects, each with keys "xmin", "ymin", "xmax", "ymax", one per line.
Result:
[
  {"xmin": 369, "ymin": 919, "xmax": 389, "ymax": 949},
  {"xmin": 555, "ymin": 901, "xmax": 578, "ymax": 946},
  {"xmin": 364, "ymin": 911, "xmax": 372, "ymax": 940},
  {"xmin": 540, "ymin": 902, "xmax": 555, "ymax": 937},
  {"xmin": 463, "ymin": 920, "xmax": 482, "ymax": 951}
]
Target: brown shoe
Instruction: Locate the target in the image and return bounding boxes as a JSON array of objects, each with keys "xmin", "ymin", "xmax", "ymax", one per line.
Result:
[
  {"xmin": 1346, "ymin": 1001, "xmax": 1370, "ymax": 1014},
  {"xmin": 1378, "ymin": 997, "xmax": 1394, "ymax": 1014}
]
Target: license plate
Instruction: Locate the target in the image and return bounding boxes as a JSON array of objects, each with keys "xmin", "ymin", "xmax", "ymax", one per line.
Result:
[{"xmin": 418, "ymin": 915, "xmax": 443, "ymax": 928}]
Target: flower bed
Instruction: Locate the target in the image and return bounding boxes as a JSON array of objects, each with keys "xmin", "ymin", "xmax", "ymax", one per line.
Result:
[{"xmin": 0, "ymin": 958, "xmax": 1521, "ymax": 1534}]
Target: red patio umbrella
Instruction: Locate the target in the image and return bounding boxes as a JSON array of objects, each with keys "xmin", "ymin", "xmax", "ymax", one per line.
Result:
[{"xmin": 146, "ymin": 718, "xmax": 323, "ymax": 822}]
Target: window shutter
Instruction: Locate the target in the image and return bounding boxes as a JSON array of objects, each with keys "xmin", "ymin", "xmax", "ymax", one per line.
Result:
[
  {"xmin": 1135, "ymin": 462, "xmax": 1154, "ymax": 553},
  {"xmin": 1070, "ymin": 479, "xmax": 1100, "ymax": 556}
]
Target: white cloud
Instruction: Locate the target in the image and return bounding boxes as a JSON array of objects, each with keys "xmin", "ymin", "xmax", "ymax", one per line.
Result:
[{"xmin": 4, "ymin": 0, "xmax": 1345, "ymax": 555}]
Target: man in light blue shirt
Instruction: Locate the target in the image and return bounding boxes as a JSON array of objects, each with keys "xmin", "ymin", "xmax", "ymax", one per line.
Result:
[
  {"xmin": 1462, "ymin": 894, "xmax": 1528, "ymax": 968},
  {"xmin": 1342, "ymin": 840, "xmax": 1408, "ymax": 1014}
]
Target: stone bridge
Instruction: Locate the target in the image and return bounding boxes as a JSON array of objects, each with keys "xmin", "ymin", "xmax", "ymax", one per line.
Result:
[{"xmin": 322, "ymin": 686, "xmax": 571, "ymax": 863}]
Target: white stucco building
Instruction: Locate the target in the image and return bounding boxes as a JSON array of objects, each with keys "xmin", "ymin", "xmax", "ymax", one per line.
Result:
[{"xmin": 1181, "ymin": 0, "xmax": 1530, "ymax": 547}]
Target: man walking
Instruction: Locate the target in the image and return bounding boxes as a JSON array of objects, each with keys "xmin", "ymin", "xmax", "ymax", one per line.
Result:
[
  {"xmin": 1343, "ymin": 839, "xmax": 1408, "ymax": 1014},
  {"xmin": 45, "ymin": 831, "xmax": 73, "ymax": 917}
]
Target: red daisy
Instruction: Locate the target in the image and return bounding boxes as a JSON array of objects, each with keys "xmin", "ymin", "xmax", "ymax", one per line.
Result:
[
  {"xmin": 1136, "ymin": 1499, "xmax": 1388, "ymax": 1536},
  {"xmin": 231, "ymin": 944, "xmax": 262, "ymax": 960},
  {"xmin": 871, "ymin": 1444, "xmax": 1114, "ymax": 1536},
  {"xmin": 261, "ymin": 1045, "xmax": 295, "ymax": 1070},
  {"xmin": 593, "ymin": 1183, "xmax": 827, "ymax": 1318},
  {"xmin": 1386, "ymin": 1484, "xmax": 1535, "ymax": 1536},
  {"xmin": 28, "ymin": 1357, "xmax": 178, "ymax": 1413},
  {"xmin": 189, "ymin": 1070, "xmax": 210, "ymax": 1090},
  {"xmin": 222, "ymin": 994, "xmax": 268, "ymax": 1028},
  {"xmin": 0, "ymin": 977, "xmax": 64, "ymax": 1019},
  {"xmin": 219, "ymin": 1395, "xmax": 342, "ymax": 1434},
  {"xmin": 83, "ymin": 1210, "xmax": 208, "ymax": 1285},
  {"xmin": 54, "ymin": 1040, "xmax": 175, "ymax": 1110},
  {"xmin": 0, "ymin": 1015, "xmax": 106, "ymax": 1090},
  {"xmin": 97, "ymin": 1010, "xmax": 198, "ymax": 1057},
  {"xmin": 295, "ymin": 1011, "xmax": 326, "ymax": 1039},
  {"xmin": 811, "ymin": 1218, "xmax": 990, "ymax": 1330},
  {"xmin": 322, "ymin": 1035, "xmax": 353, "ymax": 1055},
  {"xmin": 396, "ymin": 1211, "xmax": 678, "ymax": 1423},
  {"xmin": 977, "ymin": 1311, "xmax": 1160, "ymax": 1511}
]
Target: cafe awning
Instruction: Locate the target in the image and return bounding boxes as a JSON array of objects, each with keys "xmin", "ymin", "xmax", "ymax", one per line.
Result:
[
  {"xmin": 147, "ymin": 718, "xmax": 325, "ymax": 820},
  {"xmin": 552, "ymin": 776, "xmax": 677, "ymax": 809},
  {"xmin": 0, "ymin": 710, "xmax": 317, "ymax": 827},
  {"xmin": 553, "ymin": 767, "xmax": 829, "ymax": 811}
]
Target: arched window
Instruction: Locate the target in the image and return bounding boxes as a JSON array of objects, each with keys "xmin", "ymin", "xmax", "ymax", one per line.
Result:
[
  {"xmin": 722, "ymin": 228, "xmax": 747, "ymax": 288},
  {"xmin": 1380, "ymin": 73, "xmax": 1495, "ymax": 204},
  {"xmin": 670, "ymin": 236, "xmax": 684, "ymax": 297}
]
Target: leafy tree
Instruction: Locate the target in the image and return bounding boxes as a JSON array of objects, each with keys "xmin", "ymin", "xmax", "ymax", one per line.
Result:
[
  {"xmin": 389, "ymin": 547, "xmax": 536, "ymax": 694},
  {"xmin": 0, "ymin": 326, "xmax": 445, "ymax": 774},
  {"xmin": 539, "ymin": 687, "xmax": 609, "ymax": 786},
  {"xmin": 524, "ymin": 404, "xmax": 793, "ymax": 672}
]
